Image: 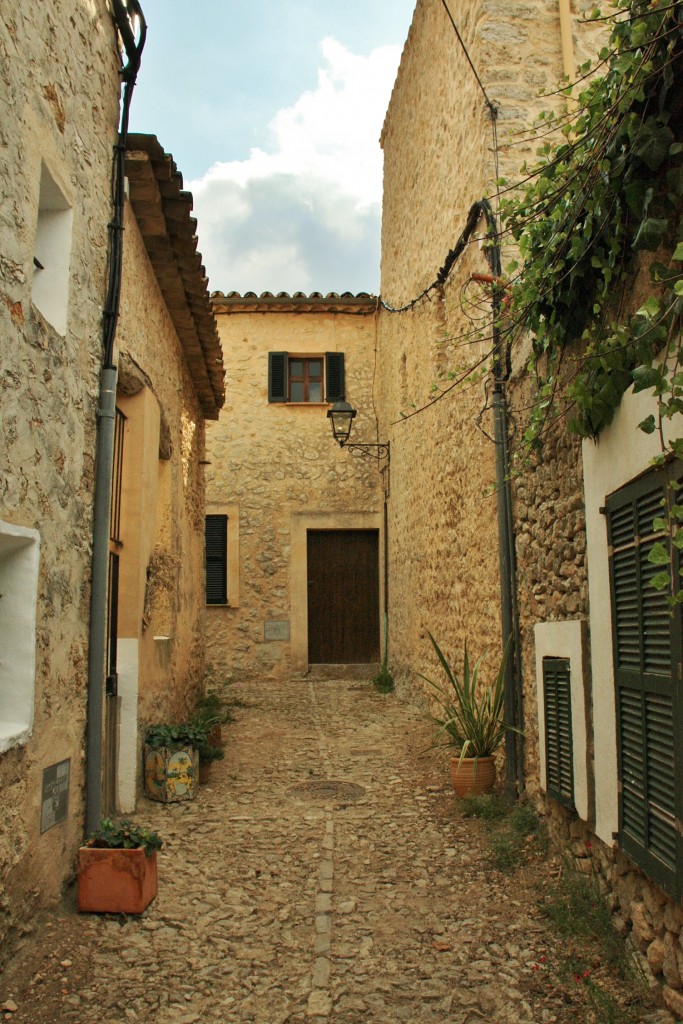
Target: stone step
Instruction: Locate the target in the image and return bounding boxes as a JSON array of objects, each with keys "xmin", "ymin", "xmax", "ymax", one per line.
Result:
[{"xmin": 305, "ymin": 663, "xmax": 379, "ymax": 680}]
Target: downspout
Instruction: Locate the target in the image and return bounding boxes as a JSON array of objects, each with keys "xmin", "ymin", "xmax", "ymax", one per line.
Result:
[
  {"xmin": 85, "ymin": 0, "xmax": 146, "ymax": 835},
  {"xmin": 481, "ymin": 200, "xmax": 525, "ymax": 795}
]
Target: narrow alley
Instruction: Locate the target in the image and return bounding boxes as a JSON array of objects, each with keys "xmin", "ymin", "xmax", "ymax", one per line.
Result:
[{"xmin": 0, "ymin": 679, "xmax": 673, "ymax": 1024}]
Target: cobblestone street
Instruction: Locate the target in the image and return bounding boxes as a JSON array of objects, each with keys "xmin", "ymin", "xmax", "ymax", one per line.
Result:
[{"xmin": 0, "ymin": 678, "xmax": 675, "ymax": 1024}]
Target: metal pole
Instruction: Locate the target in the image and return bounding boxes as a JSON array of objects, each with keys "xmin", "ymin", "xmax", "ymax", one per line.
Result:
[{"xmin": 85, "ymin": 366, "xmax": 117, "ymax": 834}]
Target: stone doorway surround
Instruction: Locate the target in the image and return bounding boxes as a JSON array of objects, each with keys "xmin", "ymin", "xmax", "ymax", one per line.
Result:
[{"xmin": 290, "ymin": 511, "xmax": 383, "ymax": 675}]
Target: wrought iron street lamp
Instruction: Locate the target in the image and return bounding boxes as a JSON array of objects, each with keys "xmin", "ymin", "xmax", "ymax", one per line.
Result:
[{"xmin": 327, "ymin": 401, "xmax": 390, "ymax": 462}]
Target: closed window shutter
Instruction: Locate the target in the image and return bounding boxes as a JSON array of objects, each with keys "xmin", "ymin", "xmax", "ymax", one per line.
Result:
[
  {"xmin": 268, "ymin": 352, "xmax": 288, "ymax": 402},
  {"xmin": 543, "ymin": 657, "xmax": 574, "ymax": 809},
  {"xmin": 325, "ymin": 352, "xmax": 345, "ymax": 402},
  {"xmin": 607, "ymin": 471, "xmax": 682, "ymax": 894},
  {"xmin": 205, "ymin": 515, "xmax": 227, "ymax": 604}
]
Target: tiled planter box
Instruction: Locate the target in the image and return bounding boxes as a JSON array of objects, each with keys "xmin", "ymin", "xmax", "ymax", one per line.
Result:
[{"xmin": 143, "ymin": 743, "xmax": 199, "ymax": 803}]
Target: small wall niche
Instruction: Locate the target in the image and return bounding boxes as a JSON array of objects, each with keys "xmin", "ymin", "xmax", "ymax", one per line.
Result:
[
  {"xmin": 0, "ymin": 520, "xmax": 41, "ymax": 753},
  {"xmin": 31, "ymin": 163, "xmax": 73, "ymax": 335}
]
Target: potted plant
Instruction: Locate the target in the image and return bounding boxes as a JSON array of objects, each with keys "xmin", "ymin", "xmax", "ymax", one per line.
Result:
[
  {"xmin": 196, "ymin": 735, "xmax": 225, "ymax": 784},
  {"xmin": 78, "ymin": 818, "xmax": 162, "ymax": 914},
  {"xmin": 421, "ymin": 634, "xmax": 518, "ymax": 797},
  {"xmin": 143, "ymin": 723, "xmax": 206, "ymax": 803}
]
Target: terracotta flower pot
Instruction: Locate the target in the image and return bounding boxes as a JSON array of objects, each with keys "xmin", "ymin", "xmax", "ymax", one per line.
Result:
[
  {"xmin": 450, "ymin": 755, "xmax": 496, "ymax": 797},
  {"xmin": 199, "ymin": 760, "xmax": 211, "ymax": 785},
  {"xmin": 78, "ymin": 847, "xmax": 158, "ymax": 914}
]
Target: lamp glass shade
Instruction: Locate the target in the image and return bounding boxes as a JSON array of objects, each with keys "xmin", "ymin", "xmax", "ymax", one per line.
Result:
[{"xmin": 327, "ymin": 401, "xmax": 356, "ymax": 445}]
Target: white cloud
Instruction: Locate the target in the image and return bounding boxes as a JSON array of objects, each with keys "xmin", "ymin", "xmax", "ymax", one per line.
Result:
[{"xmin": 189, "ymin": 38, "xmax": 401, "ymax": 295}]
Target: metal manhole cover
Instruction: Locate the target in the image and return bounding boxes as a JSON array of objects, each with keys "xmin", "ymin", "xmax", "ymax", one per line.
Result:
[{"xmin": 286, "ymin": 780, "xmax": 366, "ymax": 803}]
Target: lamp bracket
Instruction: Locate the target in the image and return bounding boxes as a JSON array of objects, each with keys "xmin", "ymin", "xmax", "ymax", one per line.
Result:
[{"xmin": 339, "ymin": 441, "xmax": 390, "ymax": 463}]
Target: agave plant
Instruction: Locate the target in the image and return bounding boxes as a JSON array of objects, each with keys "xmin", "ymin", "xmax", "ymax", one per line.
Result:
[{"xmin": 420, "ymin": 633, "xmax": 518, "ymax": 763}]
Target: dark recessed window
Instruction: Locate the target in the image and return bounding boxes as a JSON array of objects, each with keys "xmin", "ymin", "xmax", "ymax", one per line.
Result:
[{"xmin": 289, "ymin": 358, "xmax": 323, "ymax": 402}]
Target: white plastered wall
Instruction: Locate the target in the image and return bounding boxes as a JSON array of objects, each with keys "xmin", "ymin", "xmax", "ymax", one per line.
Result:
[
  {"xmin": 583, "ymin": 380, "xmax": 681, "ymax": 844},
  {"xmin": 116, "ymin": 639, "xmax": 139, "ymax": 813},
  {"xmin": 0, "ymin": 521, "xmax": 41, "ymax": 753},
  {"xmin": 534, "ymin": 619, "xmax": 589, "ymax": 822}
]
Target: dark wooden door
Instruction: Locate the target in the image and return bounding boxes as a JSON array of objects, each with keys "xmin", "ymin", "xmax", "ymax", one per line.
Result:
[{"xmin": 307, "ymin": 530, "xmax": 380, "ymax": 664}]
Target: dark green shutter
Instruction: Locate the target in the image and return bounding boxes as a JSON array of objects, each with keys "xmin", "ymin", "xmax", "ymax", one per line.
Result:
[
  {"xmin": 268, "ymin": 352, "xmax": 288, "ymax": 402},
  {"xmin": 205, "ymin": 514, "xmax": 227, "ymax": 604},
  {"xmin": 607, "ymin": 470, "xmax": 682, "ymax": 894},
  {"xmin": 543, "ymin": 657, "xmax": 574, "ymax": 809},
  {"xmin": 325, "ymin": 352, "xmax": 345, "ymax": 401}
]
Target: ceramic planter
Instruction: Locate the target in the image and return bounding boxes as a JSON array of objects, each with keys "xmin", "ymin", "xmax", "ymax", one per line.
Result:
[
  {"xmin": 78, "ymin": 847, "xmax": 158, "ymax": 914},
  {"xmin": 143, "ymin": 743, "xmax": 199, "ymax": 802},
  {"xmin": 450, "ymin": 755, "xmax": 496, "ymax": 797}
]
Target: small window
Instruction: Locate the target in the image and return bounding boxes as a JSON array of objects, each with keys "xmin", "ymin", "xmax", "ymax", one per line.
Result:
[
  {"xmin": 0, "ymin": 520, "xmax": 41, "ymax": 753},
  {"xmin": 543, "ymin": 657, "xmax": 574, "ymax": 810},
  {"xmin": 32, "ymin": 163, "xmax": 73, "ymax": 335},
  {"xmin": 205, "ymin": 515, "xmax": 228, "ymax": 605},
  {"xmin": 268, "ymin": 352, "xmax": 345, "ymax": 403},
  {"xmin": 289, "ymin": 358, "xmax": 323, "ymax": 403}
]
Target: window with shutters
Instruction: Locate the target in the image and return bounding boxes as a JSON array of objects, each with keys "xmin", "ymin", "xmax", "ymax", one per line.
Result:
[
  {"xmin": 543, "ymin": 657, "xmax": 574, "ymax": 810},
  {"xmin": 607, "ymin": 468, "xmax": 683, "ymax": 895},
  {"xmin": 205, "ymin": 514, "xmax": 228, "ymax": 605},
  {"xmin": 268, "ymin": 351, "xmax": 345, "ymax": 404}
]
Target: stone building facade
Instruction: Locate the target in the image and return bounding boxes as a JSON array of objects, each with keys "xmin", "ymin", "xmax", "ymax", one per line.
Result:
[
  {"xmin": 205, "ymin": 293, "xmax": 382, "ymax": 681},
  {"xmin": 0, "ymin": 0, "xmax": 122, "ymax": 958},
  {"xmin": 377, "ymin": 0, "xmax": 683, "ymax": 1013},
  {"xmin": 0, "ymin": 5, "xmax": 223, "ymax": 960}
]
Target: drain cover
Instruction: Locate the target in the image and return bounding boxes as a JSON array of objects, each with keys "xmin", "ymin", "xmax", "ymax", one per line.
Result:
[{"xmin": 286, "ymin": 780, "xmax": 366, "ymax": 803}]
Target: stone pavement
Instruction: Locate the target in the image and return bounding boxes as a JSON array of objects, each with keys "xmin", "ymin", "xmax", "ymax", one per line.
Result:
[{"xmin": 2, "ymin": 678, "xmax": 674, "ymax": 1023}]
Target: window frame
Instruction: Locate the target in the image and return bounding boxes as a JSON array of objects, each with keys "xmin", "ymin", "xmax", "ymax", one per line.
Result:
[
  {"xmin": 606, "ymin": 465, "xmax": 683, "ymax": 896},
  {"xmin": 205, "ymin": 514, "xmax": 228, "ymax": 605},
  {"xmin": 288, "ymin": 357, "xmax": 324, "ymax": 403},
  {"xmin": 542, "ymin": 656, "xmax": 575, "ymax": 810},
  {"xmin": 268, "ymin": 351, "xmax": 345, "ymax": 404}
]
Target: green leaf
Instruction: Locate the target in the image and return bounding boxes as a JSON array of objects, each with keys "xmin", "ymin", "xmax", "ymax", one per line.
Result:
[
  {"xmin": 633, "ymin": 217, "xmax": 669, "ymax": 252},
  {"xmin": 673, "ymin": 242, "xmax": 683, "ymax": 261},
  {"xmin": 650, "ymin": 570, "xmax": 672, "ymax": 591},
  {"xmin": 635, "ymin": 296, "xmax": 661, "ymax": 319},
  {"xmin": 638, "ymin": 415, "xmax": 657, "ymax": 434},
  {"xmin": 647, "ymin": 542, "xmax": 670, "ymax": 566}
]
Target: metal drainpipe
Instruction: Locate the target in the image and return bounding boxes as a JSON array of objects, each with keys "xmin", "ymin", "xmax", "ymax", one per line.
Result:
[
  {"xmin": 85, "ymin": 0, "xmax": 146, "ymax": 835},
  {"xmin": 483, "ymin": 201, "xmax": 525, "ymax": 795},
  {"xmin": 85, "ymin": 368, "xmax": 117, "ymax": 834}
]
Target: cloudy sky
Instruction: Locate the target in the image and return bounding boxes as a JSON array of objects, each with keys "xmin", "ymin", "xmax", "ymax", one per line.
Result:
[{"xmin": 130, "ymin": 0, "xmax": 416, "ymax": 295}]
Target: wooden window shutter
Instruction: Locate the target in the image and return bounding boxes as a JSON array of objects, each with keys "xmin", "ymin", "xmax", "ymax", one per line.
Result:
[
  {"xmin": 205, "ymin": 514, "xmax": 227, "ymax": 605},
  {"xmin": 543, "ymin": 657, "xmax": 574, "ymax": 809},
  {"xmin": 268, "ymin": 352, "xmax": 288, "ymax": 403},
  {"xmin": 607, "ymin": 471, "xmax": 682, "ymax": 894},
  {"xmin": 325, "ymin": 352, "xmax": 345, "ymax": 402}
]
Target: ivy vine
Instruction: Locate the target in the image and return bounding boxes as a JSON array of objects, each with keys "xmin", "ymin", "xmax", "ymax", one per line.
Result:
[{"xmin": 498, "ymin": 0, "xmax": 683, "ymax": 598}]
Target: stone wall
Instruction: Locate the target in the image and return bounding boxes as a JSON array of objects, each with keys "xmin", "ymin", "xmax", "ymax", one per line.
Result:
[
  {"xmin": 0, "ymin": 0, "xmax": 120, "ymax": 958},
  {"xmin": 205, "ymin": 297, "xmax": 381, "ymax": 680},
  {"xmin": 378, "ymin": 0, "xmax": 683, "ymax": 1012}
]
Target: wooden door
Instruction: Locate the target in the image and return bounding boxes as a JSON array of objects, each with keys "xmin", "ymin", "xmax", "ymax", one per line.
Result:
[{"xmin": 307, "ymin": 530, "xmax": 380, "ymax": 664}]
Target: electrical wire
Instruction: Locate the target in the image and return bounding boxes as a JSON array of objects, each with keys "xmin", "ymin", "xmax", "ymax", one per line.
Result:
[
  {"xmin": 103, "ymin": 0, "xmax": 147, "ymax": 368},
  {"xmin": 440, "ymin": 0, "xmax": 497, "ymax": 118}
]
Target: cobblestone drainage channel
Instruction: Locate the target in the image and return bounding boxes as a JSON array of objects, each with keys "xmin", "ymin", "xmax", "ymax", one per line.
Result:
[{"xmin": 286, "ymin": 780, "xmax": 366, "ymax": 804}]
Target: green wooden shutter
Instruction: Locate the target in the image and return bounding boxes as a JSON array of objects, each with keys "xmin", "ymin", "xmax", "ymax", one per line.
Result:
[
  {"xmin": 607, "ymin": 471, "xmax": 682, "ymax": 894},
  {"xmin": 268, "ymin": 352, "xmax": 288, "ymax": 402},
  {"xmin": 543, "ymin": 657, "xmax": 574, "ymax": 809},
  {"xmin": 205, "ymin": 514, "xmax": 227, "ymax": 604},
  {"xmin": 325, "ymin": 352, "xmax": 345, "ymax": 402}
]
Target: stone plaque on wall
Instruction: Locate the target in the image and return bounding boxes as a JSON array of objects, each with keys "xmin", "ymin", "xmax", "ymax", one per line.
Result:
[
  {"xmin": 40, "ymin": 759, "xmax": 70, "ymax": 833},
  {"xmin": 264, "ymin": 621, "xmax": 290, "ymax": 642}
]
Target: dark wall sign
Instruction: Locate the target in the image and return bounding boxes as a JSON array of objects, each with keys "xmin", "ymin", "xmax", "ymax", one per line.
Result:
[{"xmin": 40, "ymin": 759, "xmax": 70, "ymax": 833}]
